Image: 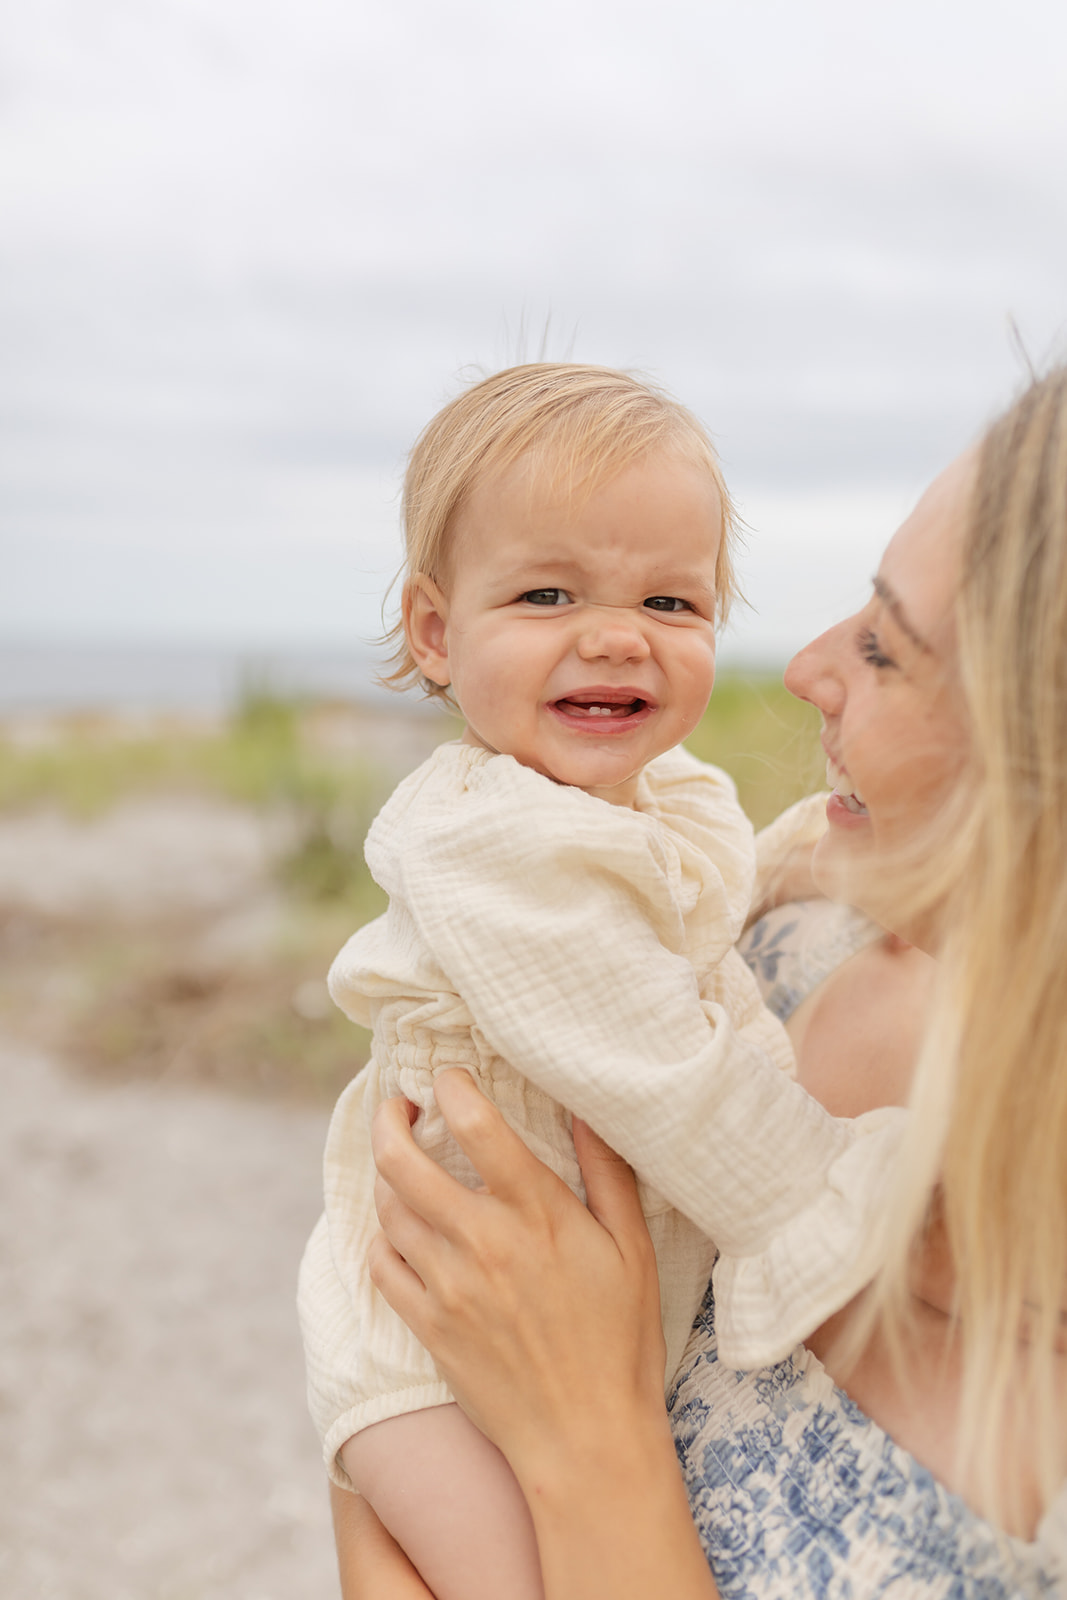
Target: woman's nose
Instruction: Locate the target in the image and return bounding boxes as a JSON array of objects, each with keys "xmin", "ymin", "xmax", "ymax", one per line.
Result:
[
  {"xmin": 576, "ymin": 610, "xmax": 651, "ymax": 664},
  {"xmin": 785, "ymin": 623, "xmax": 846, "ymax": 715}
]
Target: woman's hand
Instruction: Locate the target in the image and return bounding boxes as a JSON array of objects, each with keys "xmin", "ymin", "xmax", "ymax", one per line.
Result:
[
  {"xmin": 367, "ymin": 1069, "xmax": 667, "ymax": 1480},
  {"xmin": 368, "ymin": 1070, "xmax": 718, "ymax": 1600}
]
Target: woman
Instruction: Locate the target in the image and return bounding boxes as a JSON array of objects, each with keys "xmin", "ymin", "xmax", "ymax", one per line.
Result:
[{"xmin": 334, "ymin": 371, "xmax": 1067, "ymax": 1595}]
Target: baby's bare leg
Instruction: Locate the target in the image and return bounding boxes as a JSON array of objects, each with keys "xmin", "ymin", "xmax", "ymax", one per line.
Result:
[{"xmin": 341, "ymin": 1402, "xmax": 544, "ymax": 1600}]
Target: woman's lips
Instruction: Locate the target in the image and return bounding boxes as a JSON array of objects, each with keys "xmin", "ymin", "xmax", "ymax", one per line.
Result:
[{"xmin": 825, "ymin": 754, "xmax": 868, "ymax": 815}]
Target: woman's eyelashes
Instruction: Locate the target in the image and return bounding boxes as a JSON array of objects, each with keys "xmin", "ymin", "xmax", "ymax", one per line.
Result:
[{"xmin": 857, "ymin": 625, "xmax": 897, "ymax": 670}]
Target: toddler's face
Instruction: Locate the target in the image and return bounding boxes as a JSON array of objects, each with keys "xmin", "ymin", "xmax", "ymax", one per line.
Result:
[{"xmin": 411, "ymin": 448, "xmax": 721, "ymax": 806}]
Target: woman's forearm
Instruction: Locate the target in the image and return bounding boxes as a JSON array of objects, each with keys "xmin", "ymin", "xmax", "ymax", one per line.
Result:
[{"xmin": 515, "ymin": 1404, "xmax": 719, "ymax": 1600}]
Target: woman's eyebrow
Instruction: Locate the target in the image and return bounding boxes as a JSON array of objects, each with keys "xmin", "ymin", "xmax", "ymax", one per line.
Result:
[{"xmin": 872, "ymin": 574, "xmax": 931, "ymax": 653}]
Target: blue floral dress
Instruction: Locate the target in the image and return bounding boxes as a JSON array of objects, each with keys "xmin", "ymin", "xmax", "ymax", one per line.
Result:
[
  {"xmin": 738, "ymin": 899, "xmax": 880, "ymax": 1025},
  {"xmin": 671, "ymin": 904, "xmax": 1067, "ymax": 1597},
  {"xmin": 669, "ymin": 1285, "xmax": 1065, "ymax": 1598}
]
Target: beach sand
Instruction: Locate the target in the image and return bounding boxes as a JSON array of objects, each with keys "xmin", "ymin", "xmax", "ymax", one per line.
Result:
[
  {"xmin": 0, "ymin": 1039, "xmax": 337, "ymax": 1600},
  {"xmin": 0, "ymin": 717, "xmax": 448, "ymax": 1598}
]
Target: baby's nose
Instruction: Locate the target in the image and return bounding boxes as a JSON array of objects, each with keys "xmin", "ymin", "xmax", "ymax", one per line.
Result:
[{"xmin": 576, "ymin": 610, "xmax": 651, "ymax": 662}]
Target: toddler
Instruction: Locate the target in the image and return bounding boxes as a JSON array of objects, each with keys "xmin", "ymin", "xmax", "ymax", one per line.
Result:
[{"xmin": 298, "ymin": 364, "xmax": 903, "ymax": 1599}]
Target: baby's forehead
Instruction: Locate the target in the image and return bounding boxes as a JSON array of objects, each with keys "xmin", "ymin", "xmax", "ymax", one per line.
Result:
[
  {"xmin": 445, "ymin": 445, "xmax": 722, "ymax": 575},
  {"xmin": 466, "ymin": 440, "xmax": 719, "ymax": 515},
  {"xmin": 516, "ymin": 438, "xmax": 630, "ymax": 484}
]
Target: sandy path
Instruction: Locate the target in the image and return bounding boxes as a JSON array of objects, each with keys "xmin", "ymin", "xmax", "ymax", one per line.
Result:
[{"xmin": 0, "ymin": 1039, "xmax": 339, "ymax": 1599}]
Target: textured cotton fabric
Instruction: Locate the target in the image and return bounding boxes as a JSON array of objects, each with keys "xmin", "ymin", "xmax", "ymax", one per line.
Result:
[
  {"xmin": 298, "ymin": 744, "xmax": 905, "ymax": 1487},
  {"xmin": 671, "ymin": 1282, "xmax": 1066, "ymax": 1598}
]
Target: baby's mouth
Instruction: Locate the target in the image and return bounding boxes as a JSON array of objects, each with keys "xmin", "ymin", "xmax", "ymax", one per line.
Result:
[
  {"xmin": 552, "ymin": 694, "xmax": 650, "ymax": 720},
  {"xmin": 826, "ymin": 756, "xmax": 868, "ymax": 814}
]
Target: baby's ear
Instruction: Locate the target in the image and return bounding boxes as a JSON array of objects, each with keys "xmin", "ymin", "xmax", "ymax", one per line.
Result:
[{"xmin": 404, "ymin": 574, "xmax": 452, "ymax": 687}]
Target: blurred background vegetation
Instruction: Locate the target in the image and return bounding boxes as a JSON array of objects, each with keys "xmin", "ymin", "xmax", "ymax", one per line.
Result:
[{"xmin": 0, "ymin": 678, "xmax": 821, "ymax": 1103}]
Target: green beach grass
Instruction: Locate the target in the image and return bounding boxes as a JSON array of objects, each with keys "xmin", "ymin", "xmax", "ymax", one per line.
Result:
[
  {"xmin": 0, "ymin": 678, "xmax": 822, "ymax": 1098},
  {"xmin": 0, "ymin": 674, "xmax": 819, "ymax": 831}
]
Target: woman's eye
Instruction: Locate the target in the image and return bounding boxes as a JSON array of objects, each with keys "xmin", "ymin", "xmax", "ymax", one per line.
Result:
[
  {"xmin": 520, "ymin": 588, "xmax": 570, "ymax": 606},
  {"xmin": 857, "ymin": 626, "xmax": 896, "ymax": 670},
  {"xmin": 644, "ymin": 596, "xmax": 690, "ymax": 614}
]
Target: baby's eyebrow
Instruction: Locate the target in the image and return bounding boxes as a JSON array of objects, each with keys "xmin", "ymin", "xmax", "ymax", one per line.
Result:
[
  {"xmin": 496, "ymin": 557, "xmax": 583, "ymax": 581},
  {"xmin": 494, "ymin": 559, "xmax": 716, "ymax": 597},
  {"xmin": 649, "ymin": 572, "xmax": 715, "ymax": 592},
  {"xmin": 871, "ymin": 575, "xmax": 931, "ymax": 653}
]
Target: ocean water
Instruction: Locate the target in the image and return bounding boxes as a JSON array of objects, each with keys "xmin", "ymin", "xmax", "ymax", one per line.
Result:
[
  {"xmin": 0, "ymin": 642, "xmax": 392, "ymax": 714},
  {"xmin": 3, "ymin": 481, "xmax": 916, "ymax": 717},
  {"xmin": 0, "ymin": 638, "xmax": 805, "ymax": 717}
]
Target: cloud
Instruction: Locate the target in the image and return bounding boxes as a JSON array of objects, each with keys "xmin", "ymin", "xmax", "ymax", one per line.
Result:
[{"xmin": 3, "ymin": 0, "xmax": 1066, "ymax": 656}]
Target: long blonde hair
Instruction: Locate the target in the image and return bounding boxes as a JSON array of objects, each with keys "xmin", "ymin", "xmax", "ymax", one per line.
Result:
[
  {"xmin": 381, "ymin": 363, "xmax": 738, "ymax": 702},
  {"xmin": 874, "ymin": 368, "xmax": 1067, "ymax": 1522}
]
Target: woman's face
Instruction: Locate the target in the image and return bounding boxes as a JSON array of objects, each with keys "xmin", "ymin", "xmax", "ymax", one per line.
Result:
[{"xmin": 785, "ymin": 451, "xmax": 975, "ymax": 948}]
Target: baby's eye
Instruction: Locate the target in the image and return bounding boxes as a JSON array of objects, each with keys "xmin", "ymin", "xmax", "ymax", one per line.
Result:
[
  {"xmin": 644, "ymin": 596, "xmax": 691, "ymax": 614},
  {"xmin": 520, "ymin": 588, "xmax": 571, "ymax": 606}
]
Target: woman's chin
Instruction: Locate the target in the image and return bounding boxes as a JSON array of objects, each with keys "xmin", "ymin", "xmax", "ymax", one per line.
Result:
[
  {"xmin": 813, "ymin": 826, "xmax": 942, "ymax": 954},
  {"xmin": 811, "ymin": 824, "xmax": 877, "ymax": 914}
]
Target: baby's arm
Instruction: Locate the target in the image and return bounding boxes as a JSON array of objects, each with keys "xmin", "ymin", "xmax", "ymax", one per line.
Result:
[
  {"xmin": 331, "ymin": 1481, "xmax": 435, "ymax": 1599},
  {"xmin": 341, "ymin": 1403, "xmax": 543, "ymax": 1600}
]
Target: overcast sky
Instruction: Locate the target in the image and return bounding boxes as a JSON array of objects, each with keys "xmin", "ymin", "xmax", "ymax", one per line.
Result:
[{"xmin": 4, "ymin": 0, "xmax": 1067, "ymax": 670}]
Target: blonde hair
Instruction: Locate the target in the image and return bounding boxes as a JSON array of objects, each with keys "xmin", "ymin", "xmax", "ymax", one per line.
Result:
[
  {"xmin": 381, "ymin": 363, "xmax": 738, "ymax": 702},
  {"xmin": 871, "ymin": 368, "xmax": 1067, "ymax": 1524}
]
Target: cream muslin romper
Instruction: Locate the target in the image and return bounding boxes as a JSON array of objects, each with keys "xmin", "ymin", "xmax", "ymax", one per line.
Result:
[{"xmin": 298, "ymin": 745, "xmax": 904, "ymax": 1486}]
